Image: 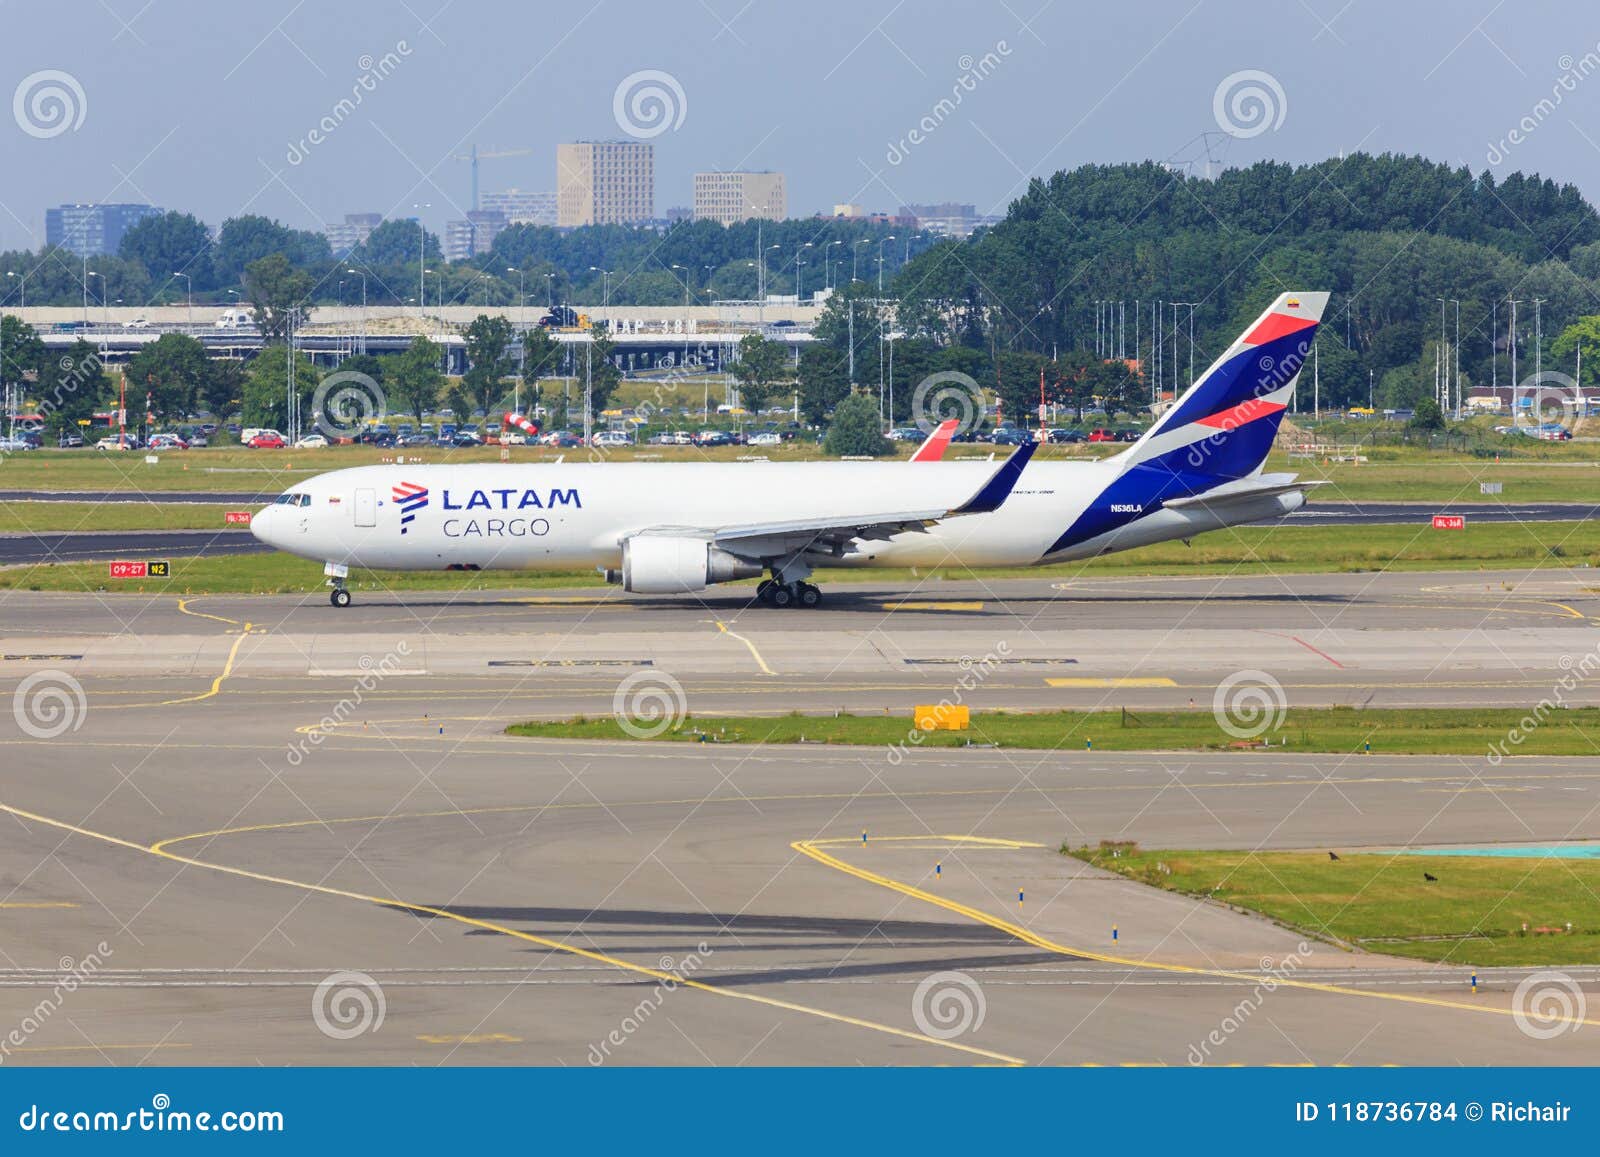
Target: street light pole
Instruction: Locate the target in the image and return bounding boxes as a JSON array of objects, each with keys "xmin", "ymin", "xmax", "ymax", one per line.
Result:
[
  {"xmin": 173, "ymin": 272, "xmax": 192, "ymax": 326},
  {"xmin": 345, "ymin": 268, "xmax": 367, "ymax": 354},
  {"xmin": 412, "ymin": 203, "xmax": 431, "ymax": 322}
]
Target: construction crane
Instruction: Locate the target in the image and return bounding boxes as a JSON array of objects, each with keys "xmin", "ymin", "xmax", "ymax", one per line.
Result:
[{"xmin": 452, "ymin": 145, "xmax": 534, "ymax": 211}]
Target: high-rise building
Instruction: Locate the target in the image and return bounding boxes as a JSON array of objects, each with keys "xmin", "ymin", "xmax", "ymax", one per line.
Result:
[
  {"xmin": 442, "ymin": 210, "xmax": 508, "ymax": 261},
  {"xmin": 556, "ymin": 141, "xmax": 654, "ymax": 227},
  {"xmin": 45, "ymin": 203, "xmax": 163, "ymax": 257},
  {"xmin": 692, "ymin": 171, "xmax": 786, "ymax": 226},
  {"xmin": 324, "ymin": 212, "xmax": 383, "ymax": 255},
  {"xmin": 480, "ymin": 188, "xmax": 558, "ymax": 227}
]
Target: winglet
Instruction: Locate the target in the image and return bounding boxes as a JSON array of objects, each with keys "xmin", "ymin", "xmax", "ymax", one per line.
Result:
[
  {"xmin": 908, "ymin": 419, "xmax": 958, "ymax": 463},
  {"xmin": 952, "ymin": 438, "xmax": 1036, "ymax": 515}
]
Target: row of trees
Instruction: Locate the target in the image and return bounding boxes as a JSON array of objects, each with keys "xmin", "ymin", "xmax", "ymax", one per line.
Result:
[{"xmin": 0, "ymin": 211, "xmax": 914, "ymax": 314}]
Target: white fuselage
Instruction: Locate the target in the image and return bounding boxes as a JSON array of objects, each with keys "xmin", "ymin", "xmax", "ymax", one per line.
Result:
[{"xmin": 248, "ymin": 458, "xmax": 1303, "ymax": 575}]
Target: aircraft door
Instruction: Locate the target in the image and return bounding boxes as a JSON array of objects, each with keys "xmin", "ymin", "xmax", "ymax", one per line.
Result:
[{"xmin": 354, "ymin": 488, "xmax": 377, "ymax": 527}]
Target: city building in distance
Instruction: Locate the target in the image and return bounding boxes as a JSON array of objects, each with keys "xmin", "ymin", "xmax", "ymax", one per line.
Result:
[
  {"xmin": 443, "ymin": 210, "xmax": 510, "ymax": 261},
  {"xmin": 324, "ymin": 212, "xmax": 384, "ymax": 256},
  {"xmin": 556, "ymin": 141, "xmax": 654, "ymax": 227},
  {"xmin": 480, "ymin": 188, "xmax": 557, "ymax": 227},
  {"xmin": 899, "ymin": 202, "xmax": 999, "ymax": 238},
  {"xmin": 45, "ymin": 203, "xmax": 163, "ymax": 257},
  {"xmin": 693, "ymin": 171, "xmax": 786, "ymax": 226}
]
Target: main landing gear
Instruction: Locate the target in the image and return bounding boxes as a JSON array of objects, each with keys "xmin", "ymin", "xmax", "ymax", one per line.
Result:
[{"xmin": 756, "ymin": 579, "xmax": 823, "ymax": 608}]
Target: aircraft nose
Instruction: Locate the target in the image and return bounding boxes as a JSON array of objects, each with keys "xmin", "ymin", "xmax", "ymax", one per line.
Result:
[{"xmin": 250, "ymin": 506, "xmax": 278, "ymax": 547}]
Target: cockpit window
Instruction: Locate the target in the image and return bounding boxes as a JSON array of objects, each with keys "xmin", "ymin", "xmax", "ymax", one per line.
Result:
[{"xmin": 274, "ymin": 493, "xmax": 311, "ymax": 507}]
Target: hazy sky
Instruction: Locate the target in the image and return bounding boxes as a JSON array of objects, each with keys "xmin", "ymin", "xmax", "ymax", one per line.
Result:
[{"xmin": 5, "ymin": 0, "xmax": 1600, "ymax": 249}]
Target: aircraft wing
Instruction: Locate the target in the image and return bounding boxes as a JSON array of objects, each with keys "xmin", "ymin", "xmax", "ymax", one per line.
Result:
[
  {"xmin": 1161, "ymin": 474, "xmax": 1329, "ymax": 513},
  {"xmin": 629, "ymin": 441, "xmax": 1036, "ymax": 560}
]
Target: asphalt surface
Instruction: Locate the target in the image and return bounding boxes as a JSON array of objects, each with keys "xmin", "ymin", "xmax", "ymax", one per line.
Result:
[{"xmin": 0, "ymin": 568, "xmax": 1597, "ymax": 1066}]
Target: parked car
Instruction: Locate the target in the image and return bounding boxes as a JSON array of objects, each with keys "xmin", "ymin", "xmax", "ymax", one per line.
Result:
[
  {"xmin": 0, "ymin": 435, "xmax": 36, "ymax": 452},
  {"xmin": 451, "ymin": 432, "xmax": 485, "ymax": 447},
  {"xmin": 247, "ymin": 431, "xmax": 287, "ymax": 448},
  {"xmin": 748, "ymin": 431, "xmax": 782, "ymax": 447},
  {"xmin": 187, "ymin": 432, "xmax": 209, "ymax": 447},
  {"xmin": 1114, "ymin": 428, "xmax": 1142, "ymax": 443},
  {"xmin": 57, "ymin": 431, "xmax": 85, "ymax": 448},
  {"xmin": 1087, "ymin": 428, "xmax": 1116, "ymax": 443},
  {"xmin": 990, "ymin": 427, "xmax": 1027, "ymax": 446},
  {"xmin": 887, "ymin": 426, "xmax": 921, "ymax": 441},
  {"xmin": 695, "ymin": 429, "xmax": 733, "ymax": 447},
  {"xmin": 1048, "ymin": 428, "xmax": 1086, "ymax": 444},
  {"xmin": 1527, "ymin": 422, "xmax": 1573, "ymax": 441},
  {"xmin": 294, "ymin": 433, "xmax": 329, "ymax": 449},
  {"xmin": 592, "ymin": 430, "xmax": 633, "ymax": 448},
  {"xmin": 96, "ymin": 436, "xmax": 139, "ymax": 450},
  {"xmin": 149, "ymin": 433, "xmax": 189, "ymax": 450},
  {"xmin": 124, "ymin": 317, "xmax": 150, "ymax": 329}
]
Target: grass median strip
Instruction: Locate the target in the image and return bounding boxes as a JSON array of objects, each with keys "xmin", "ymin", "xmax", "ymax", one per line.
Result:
[
  {"xmin": 508, "ymin": 705, "xmax": 1600, "ymax": 756},
  {"xmin": 1068, "ymin": 844, "xmax": 1600, "ymax": 967}
]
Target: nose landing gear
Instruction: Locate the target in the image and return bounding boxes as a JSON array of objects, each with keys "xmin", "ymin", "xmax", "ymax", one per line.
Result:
[{"xmin": 324, "ymin": 561, "xmax": 352, "ymax": 608}]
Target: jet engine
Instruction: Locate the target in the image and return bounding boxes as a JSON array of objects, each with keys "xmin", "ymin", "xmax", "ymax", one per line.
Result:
[{"xmin": 615, "ymin": 535, "xmax": 763, "ymax": 594}]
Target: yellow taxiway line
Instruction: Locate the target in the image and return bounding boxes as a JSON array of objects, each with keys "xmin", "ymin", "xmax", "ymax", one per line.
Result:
[
  {"xmin": 0, "ymin": 800, "xmax": 1022, "ymax": 1066},
  {"xmin": 714, "ymin": 620, "xmax": 777, "ymax": 676},
  {"xmin": 792, "ymin": 834, "xmax": 1600, "ymax": 1032}
]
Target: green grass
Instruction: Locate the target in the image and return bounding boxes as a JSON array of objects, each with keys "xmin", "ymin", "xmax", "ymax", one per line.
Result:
[
  {"xmin": 507, "ymin": 706, "xmax": 1600, "ymax": 758},
  {"xmin": 0, "ymin": 501, "xmax": 238, "ymax": 533},
  {"xmin": 4, "ymin": 519, "xmax": 1596, "ymax": 591},
  {"xmin": 1067, "ymin": 845, "xmax": 1600, "ymax": 966}
]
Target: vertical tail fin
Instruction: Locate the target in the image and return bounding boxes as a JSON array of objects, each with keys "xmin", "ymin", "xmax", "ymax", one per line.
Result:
[{"xmin": 1121, "ymin": 291, "xmax": 1328, "ymax": 480}]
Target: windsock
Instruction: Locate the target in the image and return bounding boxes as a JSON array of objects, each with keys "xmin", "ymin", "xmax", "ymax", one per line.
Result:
[{"xmin": 504, "ymin": 412, "xmax": 541, "ymax": 438}]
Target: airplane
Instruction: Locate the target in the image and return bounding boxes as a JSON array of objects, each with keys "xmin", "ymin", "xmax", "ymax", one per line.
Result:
[{"xmin": 250, "ymin": 291, "xmax": 1327, "ymax": 608}]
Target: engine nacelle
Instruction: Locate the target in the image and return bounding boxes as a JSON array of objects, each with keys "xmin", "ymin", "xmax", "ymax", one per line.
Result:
[{"xmin": 620, "ymin": 535, "xmax": 763, "ymax": 594}]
